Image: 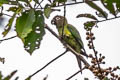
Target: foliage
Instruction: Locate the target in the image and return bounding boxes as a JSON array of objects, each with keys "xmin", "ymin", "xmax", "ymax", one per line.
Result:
[
  {"xmin": 0, "ymin": 57, "xmax": 5, "ymax": 64},
  {"xmin": 0, "ymin": 0, "xmax": 120, "ymax": 80},
  {"xmin": 0, "ymin": 70, "xmax": 17, "ymax": 80}
]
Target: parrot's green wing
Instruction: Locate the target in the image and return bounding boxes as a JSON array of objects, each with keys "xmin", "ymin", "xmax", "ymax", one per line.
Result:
[
  {"xmin": 67, "ymin": 24, "xmax": 84, "ymax": 48},
  {"xmin": 67, "ymin": 24, "xmax": 88, "ymax": 72},
  {"xmin": 67, "ymin": 24, "xmax": 88, "ymax": 57},
  {"xmin": 67, "ymin": 24, "xmax": 85, "ymax": 71}
]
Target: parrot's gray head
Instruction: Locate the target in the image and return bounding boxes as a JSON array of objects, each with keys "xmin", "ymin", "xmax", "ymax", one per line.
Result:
[{"xmin": 51, "ymin": 15, "xmax": 68, "ymax": 28}]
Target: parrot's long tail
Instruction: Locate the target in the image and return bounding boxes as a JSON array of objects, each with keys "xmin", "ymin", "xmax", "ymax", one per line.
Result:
[{"xmin": 75, "ymin": 49, "xmax": 88, "ymax": 73}]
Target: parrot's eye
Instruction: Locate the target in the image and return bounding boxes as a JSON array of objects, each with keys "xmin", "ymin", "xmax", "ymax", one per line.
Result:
[{"xmin": 55, "ymin": 17, "xmax": 60, "ymax": 20}]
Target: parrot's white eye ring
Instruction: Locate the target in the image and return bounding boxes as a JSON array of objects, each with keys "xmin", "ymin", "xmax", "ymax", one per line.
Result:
[{"xmin": 56, "ymin": 17, "xmax": 60, "ymax": 20}]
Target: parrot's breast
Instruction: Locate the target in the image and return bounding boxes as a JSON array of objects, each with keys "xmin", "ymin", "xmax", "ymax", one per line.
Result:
[
  {"xmin": 64, "ymin": 28, "xmax": 71, "ymax": 36},
  {"xmin": 58, "ymin": 25, "xmax": 71, "ymax": 37}
]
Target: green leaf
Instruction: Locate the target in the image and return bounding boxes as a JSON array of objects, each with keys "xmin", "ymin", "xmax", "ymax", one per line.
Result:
[
  {"xmin": 51, "ymin": 0, "xmax": 67, "ymax": 6},
  {"xmin": 16, "ymin": 9, "xmax": 35, "ymax": 42},
  {"xmin": 0, "ymin": 0, "xmax": 18, "ymax": 6},
  {"xmin": 2, "ymin": 13, "xmax": 16, "ymax": 37},
  {"xmin": 44, "ymin": 4, "xmax": 60, "ymax": 18},
  {"xmin": 104, "ymin": 77, "xmax": 109, "ymax": 80},
  {"xmin": 7, "ymin": 6, "xmax": 23, "ymax": 13},
  {"xmin": 85, "ymin": 0, "xmax": 108, "ymax": 19},
  {"xmin": 44, "ymin": 4, "xmax": 52, "ymax": 18},
  {"xmin": 76, "ymin": 13, "xmax": 98, "ymax": 20},
  {"xmin": 101, "ymin": 0, "xmax": 116, "ymax": 16},
  {"xmin": 24, "ymin": 10, "xmax": 45, "ymax": 54},
  {"xmin": 0, "ymin": 3, "xmax": 2, "ymax": 6},
  {"xmin": 2, "ymin": 6, "xmax": 23, "ymax": 37},
  {"xmin": 0, "ymin": 71, "xmax": 3, "ymax": 80},
  {"xmin": 84, "ymin": 78, "xmax": 89, "ymax": 80},
  {"xmin": 84, "ymin": 21, "xmax": 96, "ymax": 31},
  {"xmin": 0, "ymin": 57, "xmax": 5, "ymax": 64},
  {"xmin": 0, "ymin": 0, "xmax": 8, "ymax": 6},
  {"xmin": 96, "ymin": 11, "xmax": 108, "ymax": 18},
  {"xmin": 51, "ymin": 1, "xmax": 57, "ymax": 7},
  {"xmin": 115, "ymin": 0, "xmax": 120, "ymax": 12},
  {"xmin": 25, "ymin": 77, "xmax": 31, "ymax": 80},
  {"xmin": 3, "ymin": 70, "xmax": 17, "ymax": 80},
  {"xmin": 5, "ymin": 1, "xmax": 18, "ymax": 5},
  {"xmin": 7, "ymin": 7, "xmax": 19, "ymax": 12},
  {"xmin": 0, "ymin": 0, "xmax": 8, "ymax": 4}
]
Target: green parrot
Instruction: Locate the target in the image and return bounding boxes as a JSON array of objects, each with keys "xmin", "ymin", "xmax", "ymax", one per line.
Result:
[{"xmin": 51, "ymin": 15, "xmax": 88, "ymax": 70}]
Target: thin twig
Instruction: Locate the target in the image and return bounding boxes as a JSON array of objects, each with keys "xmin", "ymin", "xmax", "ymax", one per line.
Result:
[
  {"xmin": 27, "ymin": 50, "xmax": 68, "ymax": 79},
  {"xmin": 66, "ymin": 67, "xmax": 86, "ymax": 80},
  {"xmin": 36, "ymin": 0, "xmax": 43, "ymax": 9},
  {"xmin": 2, "ymin": 13, "xmax": 13, "ymax": 17},
  {"xmin": 89, "ymin": 30, "xmax": 102, "ymax": 79},
  {"xmin": 55, "ymin": 0, "xmax": 100, "ymax": 7},
  {"xmin": 25, "ymin": 0, "xmax": 33, "ymax": 9},
  {"xmin": 76, "ymin": 15, "xmax": 120, "ymax": 24},
  {"xmin": 97, "ymin": 15, "xmax": 120, "ymax": 23},
  {"xmin": 2, "ymin": 0, "xmax": 100, "ymax": 7},
  {"xmin": 35, "ymin": 0, "xmax": 100, "ymax": 9},
  {"xmin": 0, "ymin": 36, "xmax": 17, "ymax": 43},
  {"xmin": 62, "ymin": 2, "xmax": 66, "ymax": 38}
]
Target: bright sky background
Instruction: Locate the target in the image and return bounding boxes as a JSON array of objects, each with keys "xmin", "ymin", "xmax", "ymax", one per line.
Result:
[{"xmin": 0, "ymin": 0, "xmax": 120, "ymax": 80}]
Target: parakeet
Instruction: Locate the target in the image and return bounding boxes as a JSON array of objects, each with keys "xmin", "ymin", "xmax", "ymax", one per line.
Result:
[{"xmin": 51, "ymin": 15, "xmax": 88, "ymax": 70}]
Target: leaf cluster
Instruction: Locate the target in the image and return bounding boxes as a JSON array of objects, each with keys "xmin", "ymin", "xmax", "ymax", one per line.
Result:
[{"xmin": 0, "ymin": 0, "xmax": 120, "ymax": 80}]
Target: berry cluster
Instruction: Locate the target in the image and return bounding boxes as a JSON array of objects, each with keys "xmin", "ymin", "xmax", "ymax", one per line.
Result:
[
  {"xmin": 88, "ymin": 53, "xmax": 120, "ymax": 80},
  {"xmin": 85, "ymin": 31, "xmax": 120, "ymax": 80},
  {"xmin": 86, "ymin": 31, "xmax": 95, "ymax": 49}
]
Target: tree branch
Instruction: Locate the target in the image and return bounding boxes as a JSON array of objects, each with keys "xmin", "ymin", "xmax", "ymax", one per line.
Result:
[
  {"xmin": 25, "ymin": 0, "xmax": 33, "ymax": 9},
  {"xmin": 55, "ymin": 0, "xmax": 100, "ymax": 7},
  {"xmin": 89, "ymin": 30, "xmax": 103, "ymax": 79},
  {"xmin": 27, "ymin": 50, "xmax": 68, "ymax": 79},
  {"xmin": 35, "ymin": 0, "xmax": 100, "ymax": 9},
  {"xmin": 35, "ymin": 0, "xmax": 43, "ymax": 9},
  {"xmin": 66, "ymin": 67, "xmax": 86, "ymax": 80},
  {"xmin": 0, "ymin": 36, "xmax": 17, "ymax": 43},
  {"xmin": 1, "ymin": 13, "xmax": 13, "ymax": 17},
  {"xmin": 62, "ymin": 2, "xmax": 66, "ymax": 38},
  {"xmin": 97, "ymin": 15, "xmax": 120, "ymax": 23}
]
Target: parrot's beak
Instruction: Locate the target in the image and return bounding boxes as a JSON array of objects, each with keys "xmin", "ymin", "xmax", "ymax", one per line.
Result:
[{"xmin": 51, "ymin": 19, "xmax": 56, "ymax": 25}]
